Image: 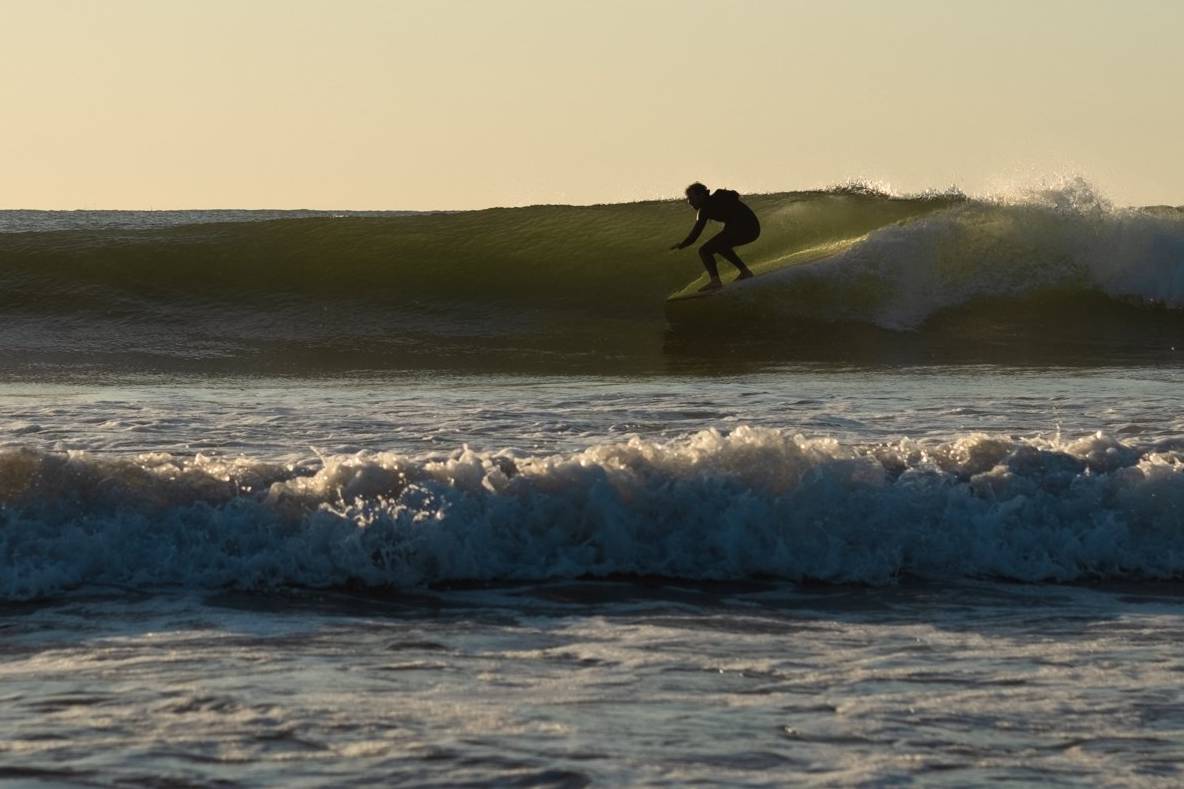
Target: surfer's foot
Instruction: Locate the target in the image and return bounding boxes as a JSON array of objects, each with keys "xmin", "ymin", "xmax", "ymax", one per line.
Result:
[
  {"xmin": 736, "ymin": 269, "xmax": 754, "ymax": 280},
  {"xmin": 698, "ymin": 279, "xmax": 723, "ymax": 292}
]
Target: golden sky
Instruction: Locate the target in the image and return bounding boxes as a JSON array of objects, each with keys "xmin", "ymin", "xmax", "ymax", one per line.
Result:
[{"xmin": 3, "ymin": 0, "xmax": 1181, "ymax": 209}]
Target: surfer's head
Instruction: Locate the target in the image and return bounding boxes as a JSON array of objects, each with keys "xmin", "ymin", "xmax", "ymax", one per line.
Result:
[{"xmin": 685, "ymin": 182, "xmax": 709, "ymax": 210}]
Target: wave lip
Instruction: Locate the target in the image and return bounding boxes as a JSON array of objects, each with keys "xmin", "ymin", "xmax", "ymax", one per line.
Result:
[{"xmin": 2, "ymin": 428, "xmax": 1183, "ymax": 600}]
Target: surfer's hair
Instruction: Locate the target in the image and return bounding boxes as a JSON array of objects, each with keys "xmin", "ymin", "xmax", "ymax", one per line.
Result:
[{"xmin": 685, "ymin": 182, "xmax": 709, "ymax": 197}]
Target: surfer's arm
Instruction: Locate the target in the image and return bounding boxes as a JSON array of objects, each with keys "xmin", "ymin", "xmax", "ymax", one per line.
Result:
[{"xmin": 672, "ymin": 214, "xmax": 708, "ymax": 250}]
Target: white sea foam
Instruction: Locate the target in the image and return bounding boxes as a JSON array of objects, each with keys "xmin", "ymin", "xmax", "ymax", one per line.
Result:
[
  {"xmin": 2, "ymin": 428, "xmax": 1182, "ymax": 599},
  {"xmin": 748, "ymin": 182, "xmax": 1184, "ymax": 329}
]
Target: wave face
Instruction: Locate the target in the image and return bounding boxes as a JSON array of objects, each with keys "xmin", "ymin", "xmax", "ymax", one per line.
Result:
[
  {"xmin": 2, "ymin": 187, "xmax": 1182, "ymax": 372},
  {"xmin": 2, "ymin": 428, "xmax": 1183, "ymax": 600}
]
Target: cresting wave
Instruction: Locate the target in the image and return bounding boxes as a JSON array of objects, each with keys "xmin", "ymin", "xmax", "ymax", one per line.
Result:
[
  {"xmin": 672, "ymin": 188, "xmax": 1184, "ymax": 331},
  {"xmin": 2, "ymin": 427, "xmax": 1183, "ymax": 600},
  {"xmin": 2, "ymin": 185, "xmax": 1181, "ymax": 371}
]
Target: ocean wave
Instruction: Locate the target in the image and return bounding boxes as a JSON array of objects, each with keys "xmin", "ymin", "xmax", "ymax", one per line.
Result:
[
  {"xmin": 667, "ymin": 186, "xmax": 1184, "ymax": 330},
  {"xmin": 1, "ymin": 186, "xmax": 1181, "ymax": 371},
  {"xmin": 3, "ymin": 428, "xmax": 1182, "ymax": 599}
]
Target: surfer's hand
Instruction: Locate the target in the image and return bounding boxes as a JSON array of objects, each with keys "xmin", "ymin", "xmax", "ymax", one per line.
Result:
[{"xmin": 669, "ymin": 243, "xmax": 684, "ymax": 251}]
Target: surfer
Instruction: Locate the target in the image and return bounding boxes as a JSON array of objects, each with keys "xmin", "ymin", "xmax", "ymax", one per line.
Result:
[{"xmin": 670, "ymin": 182, "xmax": 760, "ymax": 291}]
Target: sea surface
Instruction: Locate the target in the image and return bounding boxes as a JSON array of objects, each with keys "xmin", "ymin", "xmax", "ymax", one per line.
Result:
[{"xmin": 2, "ymin": 191, "xmax": 1183, "ymax": 785}]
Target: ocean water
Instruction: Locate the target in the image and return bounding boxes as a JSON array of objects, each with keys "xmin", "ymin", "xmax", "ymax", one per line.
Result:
[{"xmin": 2, "ymin": 190, "xmax": 1184, "ymax": 785}]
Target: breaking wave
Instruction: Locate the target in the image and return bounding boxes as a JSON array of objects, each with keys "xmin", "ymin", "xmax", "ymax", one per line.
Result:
[
  {"xmin": 3, "ymin": 427, "xmax": 1183, "ymax": 599},
  {"xmin": 1, "ymin": 184, "xmax": 1182, "ymax": 372}
]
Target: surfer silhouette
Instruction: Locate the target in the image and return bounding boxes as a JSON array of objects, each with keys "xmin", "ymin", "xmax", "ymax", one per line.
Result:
[{"xmin": 670, "ymin": 182, "xmax": 760, "ymax": 292}]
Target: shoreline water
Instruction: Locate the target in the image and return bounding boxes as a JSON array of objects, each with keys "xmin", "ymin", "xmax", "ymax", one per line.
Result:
[{"xmin": 3, "ymin": 578, "xmax": 1182, "ymax": 785}]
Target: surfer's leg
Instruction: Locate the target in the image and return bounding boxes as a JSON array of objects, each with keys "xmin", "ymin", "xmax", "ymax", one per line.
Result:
[
  {"xmin": 720, "ymin": 224, "xmax": 757, "ymax": 279},
  {"xmin": 697, "ymin": 236, "xmax": 724, "ymax": 287},
  {"xmin": 719, "ymin": 247, "xmax": 754, "ymax": 279}
]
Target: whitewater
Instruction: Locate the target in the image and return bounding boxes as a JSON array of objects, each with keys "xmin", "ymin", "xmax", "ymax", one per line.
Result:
[{"xmin": 2, "ymin": 186, "xmax": 1183, "ymax": 785}]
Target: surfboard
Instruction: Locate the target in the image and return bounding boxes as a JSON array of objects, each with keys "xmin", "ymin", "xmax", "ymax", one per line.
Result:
[
  {"xmin": 665, "ymin": 236, "xmax": 866, "ymax": 303},
  {"xmin": 667, "ymin": 276, "xmax": 758, "ymax": 302}
]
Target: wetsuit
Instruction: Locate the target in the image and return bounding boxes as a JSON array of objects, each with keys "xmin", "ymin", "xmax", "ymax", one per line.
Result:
[{"xmin": 677, "ymin": 189, "xmax": 761, "ymax": 280}]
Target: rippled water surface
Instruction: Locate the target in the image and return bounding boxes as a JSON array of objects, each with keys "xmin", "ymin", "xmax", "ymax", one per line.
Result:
[
  {"xmin": 3, "ymin": 581, "xmax": 1182, "ymax": 786},
  {"xmin": 4, "ymin": 365, "xmax": 1183, "ymax": 458}
]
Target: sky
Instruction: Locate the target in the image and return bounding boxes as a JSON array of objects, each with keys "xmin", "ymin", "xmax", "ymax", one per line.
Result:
[{"xmin": 2, "ymin": 0, "xmax": 1182, "ymax": 209}]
